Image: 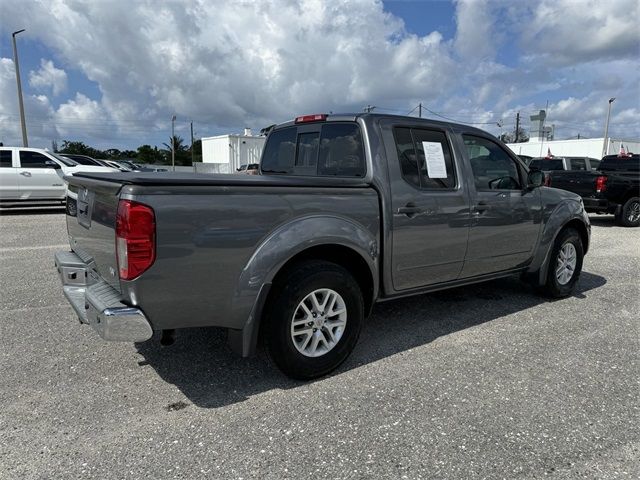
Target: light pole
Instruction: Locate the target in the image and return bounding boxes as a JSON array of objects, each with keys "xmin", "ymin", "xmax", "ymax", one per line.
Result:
[
  {"xmin": 171, "ymin": 115, "xmax": 176, "ymax": 171},
  {"xmin": 602, "ymin": 97, "xmax": 615, "ymax": 157},
  {"xmin": 12, "ymin": 29, "xmax": 28, "ymax": 147}
]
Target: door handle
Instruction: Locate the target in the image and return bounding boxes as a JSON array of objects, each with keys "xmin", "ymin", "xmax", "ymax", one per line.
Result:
[
  {"xmin": 20, "ymin": 171, "xmax": 32, "ymax": 177},
  {"xmin": 474, "ymin": 202, "xmax": 492, "ymax": 213},
  {"xmin": 398, "ymin": 203, "xmax": 422, "ymax": 217}
]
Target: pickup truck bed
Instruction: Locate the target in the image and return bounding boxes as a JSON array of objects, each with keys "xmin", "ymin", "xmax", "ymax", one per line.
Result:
[{"xmin": 537, "ymin": 154, "xmax": 640, "ymax": 227}]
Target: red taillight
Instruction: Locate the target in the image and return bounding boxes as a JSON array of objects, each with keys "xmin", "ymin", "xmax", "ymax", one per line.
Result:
[
  {"xmin": 116, "ymin": 200, "xmax": 155, "ymax": 280},
  {"xmin": 595, "ymin": 175, "xmax": 608, "ymax": 193},
  {"xmin": 294, "ymin": 114, "xmax": 327, "ymax": 124}
]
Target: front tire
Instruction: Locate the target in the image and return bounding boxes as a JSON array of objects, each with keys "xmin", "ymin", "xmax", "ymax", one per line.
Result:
[
  {"xmin": 265, "ymin": 260, "xmax": 363, "ymax": 380},
  {"xmin": 539, "ymin": 228, "xmax": 584, "ymax": 298},
  {"xmin": 617, "ymin": 197, "xmax": 640, "ymax": 227}
]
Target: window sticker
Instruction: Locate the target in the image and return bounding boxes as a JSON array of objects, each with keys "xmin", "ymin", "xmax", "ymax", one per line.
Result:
[{"xmin": 421, "ymin": 141, "xmax": 447, "ymax": 178}]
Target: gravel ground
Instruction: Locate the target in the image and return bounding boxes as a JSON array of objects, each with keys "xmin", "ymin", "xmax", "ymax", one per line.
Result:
[{"xmin": 0, "ymin": 210, "xmax": 638, "ymax": 479}]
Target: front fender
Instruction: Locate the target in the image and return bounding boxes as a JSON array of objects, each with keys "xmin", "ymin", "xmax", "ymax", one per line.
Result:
[
  {"xmin": 228, "ymin": 215, "xmax": 379, "ymax": 356},
  {"xmin": 527, "ymin": 195, "xmax": 590, "ymax": 284}
]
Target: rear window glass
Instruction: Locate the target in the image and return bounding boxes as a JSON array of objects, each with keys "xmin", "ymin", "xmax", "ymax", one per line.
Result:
[
  {"xmin": 261, "ymin": 123, "xmax": 365, "ymax": 177},
  {"xmin": 600, "ymin": 155, "xmax": 639, "ymax": 172},
  {"xmin": 529, "ymin": 158, "xmax": 564, "ymax": 171}
]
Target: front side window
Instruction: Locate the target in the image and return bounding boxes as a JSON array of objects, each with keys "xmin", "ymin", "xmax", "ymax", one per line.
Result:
[
  {"xmin": 0, "ymin": 150, "xmax": 12, "ymax": 168},
  {"xmin": 394, "ymin": 127, "xmax": 456, "ymax": 189},
  {"xmin": 19, "ymin": 151, "xmax": 54, "ymax": 169},
  {"xmin": 463, "ymin": 135, "xmax": 522, "ymax": 191}
]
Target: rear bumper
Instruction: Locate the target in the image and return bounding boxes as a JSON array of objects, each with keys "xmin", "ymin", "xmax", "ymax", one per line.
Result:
[
  {"xmin": 54, "ymin": 251, "xmax": 153, "ymax": 342},
  {"xmin": 582, "ymin": 197, "xmax": 613, "ymax": 213}
]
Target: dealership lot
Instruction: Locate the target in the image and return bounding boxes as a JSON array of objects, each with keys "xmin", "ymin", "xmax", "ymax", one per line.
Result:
[{"xmin": 0, "ymin": 210, "xmax": 638, "ymax": 479}]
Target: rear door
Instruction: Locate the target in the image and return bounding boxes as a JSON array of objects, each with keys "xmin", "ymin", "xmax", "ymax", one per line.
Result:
[
  {"xmin": 0, "ymin": 149, "xmax": 20, "ymax": 200},
  {"xmin": 17, "ymin": 151, "xmax": 65, "ymax": 199},
  {"xmin": 460, "ymin": 134, "xmax": 542, "ymax": 277},
  {"xmin": 384, "ymin": 123, "xmax": 470, "ymax": 290}
]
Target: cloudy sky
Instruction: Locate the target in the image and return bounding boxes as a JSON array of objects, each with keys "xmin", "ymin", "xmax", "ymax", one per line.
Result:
[{"xmin": 0, "ymin": 0, "xmax": 638, "ymax": 150}]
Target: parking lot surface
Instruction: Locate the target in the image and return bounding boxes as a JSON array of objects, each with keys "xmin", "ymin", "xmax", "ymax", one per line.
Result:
[{"xmin": 0, "ymin": 209, "xmax": 638, "ymax": 479}]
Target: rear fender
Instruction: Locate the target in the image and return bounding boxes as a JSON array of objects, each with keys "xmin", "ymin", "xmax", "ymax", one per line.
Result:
[{"xmin": 229, "ymin": 215, "xmax": 379, "ymax": 356}]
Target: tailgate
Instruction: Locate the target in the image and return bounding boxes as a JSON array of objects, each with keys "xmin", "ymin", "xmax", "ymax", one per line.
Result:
[{"xmin": 66, "ymin": 175, "xmax": 123, "ymax": 293}]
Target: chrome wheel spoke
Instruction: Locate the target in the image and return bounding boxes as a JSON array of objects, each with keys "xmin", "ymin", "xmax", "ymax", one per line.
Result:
[
  {"xmin": 290, "ymin": 288, "xmax": 348, "ymax": 358},
  {"xmin": 556, "ymin": 242, "xmax": 577, "ymax": 285}
]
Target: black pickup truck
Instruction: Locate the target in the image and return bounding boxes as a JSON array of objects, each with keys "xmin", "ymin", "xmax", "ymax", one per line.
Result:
[{"xmin": 530, "ymin": 154, "xmax": 640, "ymax": 227}]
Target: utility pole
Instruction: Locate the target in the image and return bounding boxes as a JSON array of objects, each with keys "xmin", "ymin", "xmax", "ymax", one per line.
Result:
[
  {"xmin": 602, "ymin": 97, "xmax": 615, "ymax": 157},
  {"xmin": 12, "ymin": 29, "xmax": 28, "ymax": 147},
  {"xmin": 514, "ymin": 112, "xmax": 520, "ymax": 143},
  {"xmin": 171, "ymin": 115, "xmax": 176, "ymax": 171},
  {"xmin": 418, "ymin": 103, "xmax": 422, "ymax": 118},
  {"xmin": 190, "ymin": 121, "xmax": 194, "ymax": 165}
]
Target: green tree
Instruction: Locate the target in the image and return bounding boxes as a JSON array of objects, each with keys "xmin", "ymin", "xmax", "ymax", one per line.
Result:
[
  {"xmin": 163, "ymin": 135, "xmax": 191, "ymax": 166},
  {"xmin": 59, "ymin": 140, "xmax": 103, "ymax": 158},
  {"xmin": 191, "ymin": 138, "xmax": 202, "ymax": 163},
  {"xmin": 499, "ymin": 128, "xmax": 529, "ymax": 144},
  {"xmin": 137, "ymin": 144, "xmax": 164, "ymax": 164}
]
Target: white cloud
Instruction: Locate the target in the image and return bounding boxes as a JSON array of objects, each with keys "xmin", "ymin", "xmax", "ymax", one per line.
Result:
[
  {"xmin": 454, "ymin": 0, "xmax": 497, "ymax": 61},
  {"xmin": 29, "ymin": 59, "xmax": 68, "ymax": 96},
  {"xmin": 0, "ymin": 0, "xmax": 638, "ymax": 148},
  {"xmin": 521, "ymin": 0, "xmax": 640, "ymax": 65}
]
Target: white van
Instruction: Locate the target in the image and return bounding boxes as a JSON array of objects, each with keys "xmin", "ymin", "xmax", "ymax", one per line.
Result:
[{"xmin": 0, "ymin": 147, "xmax": 117, "ymax": 206}]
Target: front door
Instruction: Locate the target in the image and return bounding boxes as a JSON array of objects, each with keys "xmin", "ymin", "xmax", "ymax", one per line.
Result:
[
  {"xmin": 460, "ymin": 134, "xmax": 542, "ymax": 278},
  {"xmin": 387, "ymin": 125, "xmax": 470, "ymax": 291},
  {"xmin": 17, "ymin": 151, "xmax": 65, "ymax": 199}
]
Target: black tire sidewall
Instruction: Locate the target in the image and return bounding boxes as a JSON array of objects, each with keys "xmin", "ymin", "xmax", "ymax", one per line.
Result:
[
  {"xmin": 265, "ymin": 261, "xmax": 363, "ymax": 380},
  {"xmin": 620, "ymin": 197, "xmax": 640, "ymax": 227},
  {"xmin": 545, "ymin": 228, "xmax": 584, "ymax": 297}
]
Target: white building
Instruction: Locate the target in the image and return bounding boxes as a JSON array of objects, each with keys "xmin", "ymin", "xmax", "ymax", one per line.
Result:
[
  {"xmin": 199, "ymin": 129, "xmax": 266, "ymax": 173},
  {"xmin": 507, "ymin": 138, "xmax": 640, "ymax": 159},
  {"xmin": 506, "ymin": 109, "xmax": 639, "ymax": 159}
]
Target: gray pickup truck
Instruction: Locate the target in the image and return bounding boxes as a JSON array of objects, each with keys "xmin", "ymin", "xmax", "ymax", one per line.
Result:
[{"xmin": 55, "ymin": 113, "xmax": 590, "ymax": 379}]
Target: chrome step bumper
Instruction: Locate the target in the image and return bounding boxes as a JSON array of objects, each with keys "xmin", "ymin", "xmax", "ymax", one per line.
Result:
[{"xmin": 54, "ymin": 251, "xmax": 153, "ymax": 342}]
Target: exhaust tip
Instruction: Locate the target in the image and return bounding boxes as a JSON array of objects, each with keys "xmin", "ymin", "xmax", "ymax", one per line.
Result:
[{"xmin": 160, "ymin": 329, "xmax": 176, "ymax": 347}]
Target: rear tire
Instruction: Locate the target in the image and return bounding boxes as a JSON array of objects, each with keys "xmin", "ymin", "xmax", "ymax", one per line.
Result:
[
  {"xmin": 617, "ymin": 197, "xmax": 640, "ymax": 227},
  {"xmin": 265, "ymin": 260, "xmax": 363, "ymax": 380},
  {"xmin": 539, "ymin": 228, "xmax": 584, "ymax": 298}
]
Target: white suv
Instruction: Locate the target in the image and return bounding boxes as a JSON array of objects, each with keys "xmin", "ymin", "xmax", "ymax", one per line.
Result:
[{"xmin": 0, "ymin": 147, "xmax": 117, "ymax": 206}]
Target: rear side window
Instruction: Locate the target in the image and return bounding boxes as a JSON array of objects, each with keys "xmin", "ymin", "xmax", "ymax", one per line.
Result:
[
  {"xmin": 261, "ymin": 123, "xmax": 365, "ymax": 177},
  {"xmin": 19, "ymin": 151, "xmax": 52, "ymax": 168},
  {"xmin": 588, "ymin": 159, "xmax": 600, "ymax": 170},
  {"xmin": 0, "ymin": 150, "xmax": 12, "ymax": 168},
  {"xmin": 394, "ymin": 127, "xmax": 456, "ymax": 189},
  {"xmin": 568, "ymin": 158, "xmax": 586, "ymax": 171}
]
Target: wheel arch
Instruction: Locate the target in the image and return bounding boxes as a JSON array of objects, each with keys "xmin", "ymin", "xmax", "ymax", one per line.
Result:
[{"xmin": 228, "ymin": 215, "xmax": 379, "ymax": 357}]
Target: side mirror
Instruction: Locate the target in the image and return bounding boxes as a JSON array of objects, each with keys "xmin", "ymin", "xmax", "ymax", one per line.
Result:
[
  {"xmin": 45, "ymin": 160, "xmax": 61, "ymax": 169},
  {"xmin": 527, "ymin": 170, "xmax": 544, "ymax": 189}
]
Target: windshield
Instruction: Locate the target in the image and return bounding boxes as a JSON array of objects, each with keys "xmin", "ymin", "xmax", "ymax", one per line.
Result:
[{"xmin": 51, "ymin": 152, "xmax": 79, "ymax": 166}]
